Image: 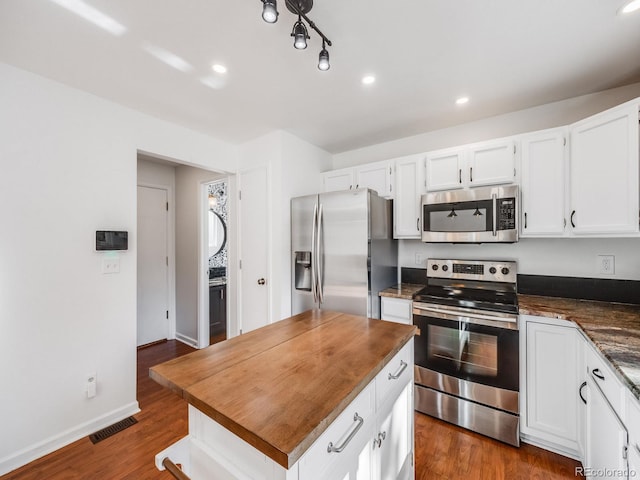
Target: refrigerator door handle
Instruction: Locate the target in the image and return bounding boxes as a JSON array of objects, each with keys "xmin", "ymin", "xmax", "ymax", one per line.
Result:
[
  {"xmin": 311, "ymin": 202, "xmax": 318, "ymax": 304},
  {"xmin": 317, "ymin": 203, "xmax": 324, "ymax": 304}
]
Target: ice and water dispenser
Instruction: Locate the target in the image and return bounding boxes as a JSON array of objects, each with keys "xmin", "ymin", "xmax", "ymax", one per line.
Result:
[{"xmin": 294, "ymin": 251, "xmax": 312, "ymax": 291}]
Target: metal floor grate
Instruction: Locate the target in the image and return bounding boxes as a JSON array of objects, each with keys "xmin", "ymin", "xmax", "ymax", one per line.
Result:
[{"xmin": 89, "ymin": 416, "xmax": 138, "ymax": 444}]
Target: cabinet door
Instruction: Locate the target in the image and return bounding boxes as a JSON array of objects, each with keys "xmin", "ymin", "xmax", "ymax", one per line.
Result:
[
  {"xmin": 629, "ymin": 441, "xmax": 640, "ymax": 479},
  {"xmin": 520, "ymin": 128, "xmax": 567, "ymax": 236},
  {"xmin": 467, "ymin": 139, "xmax": 516, "ymax": 187},
  {"xmin": 356, "ymin": 160, "xmax": 394, "ymax": 199},
  {"xmin": 380, "ymin": 297, "xmax": 412, "ymax": 325},
  {"xmin": 393, "ymin": 154, "xmax": 425, "ymax": 239},
  {"xmin": 585, "ymin": 378, "xmax": 629, "ymax": 478},
  {"xmin": 523, "ymin": 320, "xmax": 580, "ymax": 454},
  {"xmin": 323, "ymin": 168, "xmax": 355, "ymax": 192},
  {"xmin": 375, "ymin": 383, "xmax": 412, "ymax": 480},
  {"xmin": 425, "ymin": 147, "xmax": 465, "ymax": 191},
  {"xmin": 569, "ymin": 102, "xmax": 640, "ymax": 235}
]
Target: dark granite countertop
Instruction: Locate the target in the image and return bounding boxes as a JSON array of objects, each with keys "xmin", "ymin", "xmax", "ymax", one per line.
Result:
[
  {"xmin": 379, "ymin": 284, "xmax": 424, "ymax": 300},
  {"xmin": 519, "ymin": 294, "xmax": 640, "ymax": 401}
]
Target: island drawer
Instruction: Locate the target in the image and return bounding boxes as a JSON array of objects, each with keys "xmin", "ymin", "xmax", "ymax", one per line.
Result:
[
  {"xmin": 376, "ymin": 339, "xmax": 413, "ymax": 410},
  {"xmin": 298, "ymin": 381, "xmax": 376, "ymax": 480},
  {"xmin": 585, "ymin": 342, "xmax": 624, "ymax": 418}
]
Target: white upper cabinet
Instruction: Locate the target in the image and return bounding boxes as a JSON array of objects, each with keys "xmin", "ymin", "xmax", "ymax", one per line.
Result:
[
  {"xmin": 425, "ymin": 147, "xmax": 465, "ymax": 191},
  {"xmin": 322, "ymin": 160, "xmax": 394, "ymax": 199},
  {"xmin": 323, "ymin": 168, "xmax": 354, "ymax": 192},
  {"xmin": 569, "ymin": 100, "xmax": 640, "ymax": 235},
  {"xmin": 520, "ymin": 128, "xmax": 568, "ymax": 237},
  {"xmin": 425, "ymin": 138, "xmax": 516, "ymax": 191},
  {"xmin": 393, "ymin": 154, "xmax": 426, "ymax": 239},
  {"xmin": 467, "ymin": 138, "xmax": 517, "ymax": 187},
  {"xmin": 355, "ymin": 159, "xmax": 394, "ymax": 198}
]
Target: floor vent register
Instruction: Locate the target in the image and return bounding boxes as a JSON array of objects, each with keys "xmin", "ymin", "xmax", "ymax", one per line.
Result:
[{"xmin": 89, "ymin": 416, "xmax": 138, "ymax": 444}]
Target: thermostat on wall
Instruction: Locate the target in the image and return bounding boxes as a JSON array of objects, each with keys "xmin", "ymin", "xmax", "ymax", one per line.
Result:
[{"xmin": 96, "ymin": 230, "xmax": 128, "ymax": 251}]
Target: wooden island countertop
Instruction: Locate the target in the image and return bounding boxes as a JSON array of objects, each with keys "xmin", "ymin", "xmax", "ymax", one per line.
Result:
[{"xmin": 150, "ymin": 309, "xmax": 418, "ymax": 469}]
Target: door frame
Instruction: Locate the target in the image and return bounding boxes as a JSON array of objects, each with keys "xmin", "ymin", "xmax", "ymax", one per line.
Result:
[{"xmin": 137, "ymin": 182, "xmax": 176, "ymax": 341}]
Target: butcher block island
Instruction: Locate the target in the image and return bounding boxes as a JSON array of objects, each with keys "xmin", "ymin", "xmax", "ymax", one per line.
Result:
[{"xmin": 150, "ymin": 309, "xmax": 418, "ymax": 480}]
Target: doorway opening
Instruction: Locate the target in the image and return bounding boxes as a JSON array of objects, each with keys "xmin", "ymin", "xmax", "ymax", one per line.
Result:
[{"xmin": 205, "ymin": 180, "xmax": 228, "ymax": 346}]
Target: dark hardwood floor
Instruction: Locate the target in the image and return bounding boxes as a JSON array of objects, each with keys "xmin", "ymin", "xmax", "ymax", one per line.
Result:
[{"xmin": 3, "ymin": 340, "xmax": 583, "ymax": 479}]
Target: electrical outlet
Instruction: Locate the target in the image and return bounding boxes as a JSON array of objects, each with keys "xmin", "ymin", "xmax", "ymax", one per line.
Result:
[
  {"xmin": 597, "ymin": 255, "xmax": 615, "ymax": 275},
  {"xmin": 415, "ymin": 253, "xmax": 423, "ymax": 265},
  {"xmin": 87, "ymin": 373, "xmax": 97, "ymax": 399}
]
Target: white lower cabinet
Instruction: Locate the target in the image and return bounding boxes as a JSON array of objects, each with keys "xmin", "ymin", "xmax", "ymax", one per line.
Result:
[
  {"xmin": 520, "ymin": 315, "xmax": 584, "ymax": 459},
  {"xmin": 156, "ymin": 340, "xmax": 414, "ymax": 480},
  {"xmin": 380, "ymin": 297, "xmax": 412, "ymax": 325},
  {"xmin": 627, "ymin": 391, "xmax": 640, "ymax": 478}
]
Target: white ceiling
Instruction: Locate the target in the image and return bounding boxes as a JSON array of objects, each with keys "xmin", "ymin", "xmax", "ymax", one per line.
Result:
[{"xmin": 1, "ymin": 0, "xmax": 640, "ymax": 154}]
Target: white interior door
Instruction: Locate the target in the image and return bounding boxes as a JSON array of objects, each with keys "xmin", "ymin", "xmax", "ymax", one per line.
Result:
[
  {"xmin": 137, "ymin": 186, "xmax": 169, "ymax": 346},
  {"xmin": 239, "ymin": 167, "xmax": 269, "ymax": 334}
]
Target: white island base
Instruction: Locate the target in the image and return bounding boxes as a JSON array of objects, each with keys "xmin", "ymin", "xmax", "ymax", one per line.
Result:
[{"xmin": 155, "ymin": 340, "xmax": 415, "ymax": 480}]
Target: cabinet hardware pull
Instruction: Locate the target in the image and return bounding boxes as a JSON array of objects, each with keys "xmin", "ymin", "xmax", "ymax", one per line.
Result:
[
  {"xmin": 470, "ymin": 167, "xmax": 473, "ymax": 183},
  {"xmin": 327, "ymin": 413, "xmax": 364, "ymax": 453},
  {"xmin": 388, "ymin": 360, "xmax": 408, "ymax": 380},
  {"xmin": 570, "ymin": 210, "xmax": 576, "ymax": 228},
  {"xmin": 373, "ymin": 431, "xmax": 387, "ymax": 449},
  {"xmin": 524, "ymin": 212, "xmax": 527, "ymax": 229},
  {"xmin": 459, "ymin": 169, "xmax": 462, "ymax": 184},
  {"xmin": 416, "ymin": 218, "xmax": 420, "ymax": 232},
  {"xmin": 592, "ymin": 368, "xmax": 605, "ymax": 381},
  {"xmin": 579, "ymin": 381, "xmax": 587, "ymax": 405},
  {"xmin": 257, "ymin": 278, "xmax": 266, "ymax": 285},
  {"xmin": 356, "ymin": 184, "xmax": 359, "ymax": 189},
  {"xmin": 162, "ymin": 457, "xmax": 191, "ymax": 480},
  {"xmin": 635, "ymin": 443, "xmax": 640, "ymax": 455}
]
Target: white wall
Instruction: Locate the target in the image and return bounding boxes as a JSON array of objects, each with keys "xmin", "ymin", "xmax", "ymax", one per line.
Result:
[
  {"xmin": 333, "ymin": 82, "xmax": 640, "ymax": 168},
  {"xmin": 0, "ymin": 62, "xmax": 237, "ymax": 475},
  {"xmin": 175, "ymin": 165, "xmax": 226, "ymax": 345},
  {"xmin": 238, "ymin": 131, "xmax": 331, "ymax": 325},
  {"xmin": 402, "ymin": 238, "xmax": 640, "ymax": 281}
]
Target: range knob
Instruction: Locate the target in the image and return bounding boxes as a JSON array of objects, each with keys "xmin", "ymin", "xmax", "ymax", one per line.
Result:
[
  {"xmin": 489, "ymin": 267, "xmax": 497, "ymax": 274},
  {"xmin": 431, "ymin": 264, "xmax": 439, "ymax": 271},
  {"xmin": 501, "ymin": 267, "xmax": 510, "ymax": 275},
  {"xmin": 442, "ymin": 265, "xmax": 449, "ymax": 272}
]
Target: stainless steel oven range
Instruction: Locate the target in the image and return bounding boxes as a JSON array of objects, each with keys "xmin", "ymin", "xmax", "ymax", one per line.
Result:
[{"xmin": 412, "ymin": 258, "xmax": 520, "ymax": 446}]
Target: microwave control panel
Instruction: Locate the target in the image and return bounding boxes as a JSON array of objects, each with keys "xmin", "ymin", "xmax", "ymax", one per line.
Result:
[{"xmin": 497, "ymin": 198, "xmax": 516, "ymax": 230}]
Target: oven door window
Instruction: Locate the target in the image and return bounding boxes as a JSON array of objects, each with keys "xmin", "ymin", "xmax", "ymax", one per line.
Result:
[
  {"xmin": 414, "ymin": 314, "xmax": 518, "ymax": 391},
  {"xmin": 423, "ymin": 199, "xmax": 493, "ymax": 233}
]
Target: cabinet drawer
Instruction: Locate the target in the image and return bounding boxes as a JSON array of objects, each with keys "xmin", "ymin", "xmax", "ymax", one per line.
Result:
[
  {"xmin": 627, "ymin": 391, "xmax": 640, "ymax": 446},
  {"xmin": 381, "ymin": 297, "xmax": 412, "ymax": 324},
  {"xmin": 376, "ymin": 340, "xmax": 413, "ymax": 411},
  {"xmin": 585, "ymin": 343, "xmax": 624, "ymax": 418},
  {"xmin": 298, "ymin": 381, "xmax": 375, "ymax": 480}
]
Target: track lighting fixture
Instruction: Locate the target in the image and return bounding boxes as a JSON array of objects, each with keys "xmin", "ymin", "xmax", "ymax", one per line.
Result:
[
  {"xmin": 262, "ymin": 0, "xmax": 278, "ymax": 23},
  {"xmin": 259, "ymin": 0, "xmax": 332, "ymax": 71}
]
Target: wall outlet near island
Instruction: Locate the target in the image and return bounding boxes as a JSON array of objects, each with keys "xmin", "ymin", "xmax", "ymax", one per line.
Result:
[
  {"xmin": 597, "ymin": 255, "xmax": 615, "ymax": 275},
  {"xmin": 87, "ymin": 373, "xmax": 97, "ymax": 399}
]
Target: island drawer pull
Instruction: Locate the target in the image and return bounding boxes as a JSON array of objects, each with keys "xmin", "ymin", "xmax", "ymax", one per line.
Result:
[
  {"xmin": 327, "ymin": 413, "xmax": 364, "ymax": 453},
  {"xmin": 635, "ymin": 443, "xmax": 640, "ymax": 455},
  {"xmin": 388, "ymin": 360, "xmax": 408, "ymax": 380},
  {"xmin": 162, "ymin": 457, "xmax": 191, "ymax": 480},
  {"xmin": 592, "ymin": 368, "xmax": 605, "ymax": 381}
]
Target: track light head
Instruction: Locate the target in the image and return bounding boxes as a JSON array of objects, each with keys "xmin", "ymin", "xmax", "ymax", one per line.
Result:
[
  {"xmin": 262, "ymin": 0, "xmax": 278, "ymax": 23},
  {"xmin": 318, "ymin": 43, "xmax": 330, "ymax": 71},
  {"xmin": 291, "ymin": 19, "xmax": 309, "ymax": 49}
]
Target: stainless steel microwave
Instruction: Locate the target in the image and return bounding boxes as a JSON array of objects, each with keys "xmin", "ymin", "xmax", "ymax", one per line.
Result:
[{"xmin": 421, "ymin": 185, "xmax": 519, "ymax": 243}]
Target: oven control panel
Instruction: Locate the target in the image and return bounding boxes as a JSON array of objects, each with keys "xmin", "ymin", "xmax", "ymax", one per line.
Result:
[{"xmin": 427, "ymin": 259, "xmax": 517, "ymax": 283}]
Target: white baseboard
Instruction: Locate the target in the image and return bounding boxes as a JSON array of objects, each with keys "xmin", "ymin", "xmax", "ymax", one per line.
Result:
[
  {"xmin": 0, "ymin": 401, "xmax": 140, "ymax": 476},
  {"xmin": 175, "ymin": 332, "xmax": 198, "ymax": 348}
]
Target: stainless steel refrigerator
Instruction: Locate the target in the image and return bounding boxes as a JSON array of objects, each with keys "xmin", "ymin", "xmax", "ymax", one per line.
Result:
[{"xmin": 291, "ymin": 188, "xmax": 397, "ymax": 318}]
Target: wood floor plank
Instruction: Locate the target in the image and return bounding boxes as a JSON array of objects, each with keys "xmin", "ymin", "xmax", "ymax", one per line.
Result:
[{"xmin": 2, "ymin": 340, "xmax": 583, "ymax": 479}]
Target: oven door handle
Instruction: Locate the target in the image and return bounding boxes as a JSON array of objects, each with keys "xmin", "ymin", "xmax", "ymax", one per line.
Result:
[{"xmin": 412, "ymin": 304, "xmax": 518, "ymax": 330}]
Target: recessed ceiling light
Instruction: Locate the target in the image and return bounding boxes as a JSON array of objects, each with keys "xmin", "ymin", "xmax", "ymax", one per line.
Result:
[
  {"xmin": 620, "ymin": 0, "xmax": 640, "ymax": 14},
  {"xmin": 49, "ymin": 0, "xmax": 126, "ymax": 36},
  {"xmin": 456, "ymin": 96, "xmax": 470, "ymax": 105},
  {"xmin": 362, "ymin": 75, "xmax": 376, "ymax": 85},
  {"xmin": 212, "ymin": 64, "xmax": 227, "ymax": 74}
]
